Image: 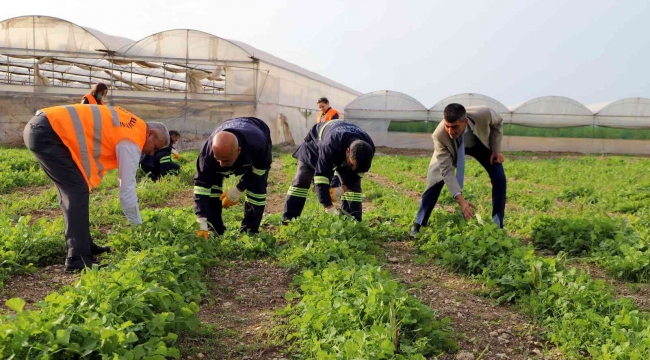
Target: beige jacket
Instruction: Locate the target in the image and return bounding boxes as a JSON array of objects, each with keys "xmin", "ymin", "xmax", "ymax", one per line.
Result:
[{"xmin": 426, "ymin": 105, "xmax": 503, "ymax": 197}]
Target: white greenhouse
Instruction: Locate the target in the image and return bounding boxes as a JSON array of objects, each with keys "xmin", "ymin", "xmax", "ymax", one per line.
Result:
[
  {"xmin": 345, "ymin": 92, "xmax": 650, "ymax": 155},
  {"xmin": 1, "ymin": 15, "xmax": 648, "ymax": 155},
  {"xmin": 0, "ymin": 15, "xmax": 361, "ymax": 147}
]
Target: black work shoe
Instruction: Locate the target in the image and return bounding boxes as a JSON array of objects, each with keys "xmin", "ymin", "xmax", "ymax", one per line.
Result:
[
  {"xmin": 409, "ymin": 223, "xmax": 421, "ymax": 238},
  {"xmin": 91, "ymin": 244, "xmax": 112, "ymax": 255},
  {"xmin": 64, "ymin": 256, "xmax": 104, "ymax": 273}
]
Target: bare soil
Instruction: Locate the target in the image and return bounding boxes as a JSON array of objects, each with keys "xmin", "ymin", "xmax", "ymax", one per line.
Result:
[
  {"xmin": 178, "ymin": 260, "xmax": 293, "ymax": 360},
  {"xmin": 161, "ymin": 187, "xmax": 195, "ymax": 209},
  {"xmin": 0, "ymin": 264, "xmax": 78, "ymax": 312},
  {"xmin": 264, "ymin": 157, "xmax": 288, "ymax": 216},
  {"xmin": 382, "ymin": 241, "xmax": 562, "ymax": 360}
]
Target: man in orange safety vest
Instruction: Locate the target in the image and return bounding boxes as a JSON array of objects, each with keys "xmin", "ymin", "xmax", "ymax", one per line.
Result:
[{"xmin": 23, "ymin": 104, "xmax": 169, "ymax": 272}]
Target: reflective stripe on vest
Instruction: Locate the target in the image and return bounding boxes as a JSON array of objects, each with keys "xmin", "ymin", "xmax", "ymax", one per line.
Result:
[
  {"xmin": 317, "ymin": 108, "xmax": 339, "ymax": 124},
  {"xmin": 42, "ymin": 104, "xmax": 146, "ymax": 190},
  {"xmin": 81, "ymin": 93, "xmax": 104, "ymax": 105},
  {"xmin": 318, "ymin": 119, "xmax": 342, "ymax": 140}
]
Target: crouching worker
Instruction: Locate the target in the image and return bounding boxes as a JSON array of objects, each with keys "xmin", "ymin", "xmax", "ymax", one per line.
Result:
[
  {"xmin": 140, "ymin": 130, "xmax": 181, "ymax": 181},
  {"xmin": 410, "ymin": 103, "xmax": 507, "ymax": 237},
  {"xmin": 23, "ymin": 104, "xmax": 169, "ymax": 272},
  {"xmin": 194, "ymin": 117, "xmax": 272, "ymax": 238},
  {"xmin": 282, "ymin": 120, "xmax": 375, "ymax": 222}
]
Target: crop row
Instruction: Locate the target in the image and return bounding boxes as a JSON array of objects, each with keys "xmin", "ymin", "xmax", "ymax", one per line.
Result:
[{"xmin": 362, "ymin": 164, "xmax": 650, "ymax": 358}]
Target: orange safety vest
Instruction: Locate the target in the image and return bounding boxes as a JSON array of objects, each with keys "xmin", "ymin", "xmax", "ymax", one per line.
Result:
[
  {"xmin": 81, "ymin": 93, "xmax": 104, "ymax": 105},
  {"xmin": 41, "ymin": 104, "xmax": 147, "ymax": 190},
  {"xmin": 316, "ymin": 108, "xmax": 340, "ymax": 124}
]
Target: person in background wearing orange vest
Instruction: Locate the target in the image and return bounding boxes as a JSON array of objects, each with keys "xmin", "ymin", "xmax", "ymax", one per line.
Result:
[
  {"xmin": 315, "ymin": 97, "xmax": 342, "ymax": 188},
  {"xmin": 316, "ymin": 97, "xmax": 340, "ymax": 123},
  {"xmin": 23, "ymin": 104, "xmax": 169, "ymax": 272},
  {"xmin": 81, "ymin": 82, "xmax": 108, "ymax": 105}
]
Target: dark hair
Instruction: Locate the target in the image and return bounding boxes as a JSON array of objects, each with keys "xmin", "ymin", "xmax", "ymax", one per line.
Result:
[
  {"xmin": 169, "ymin": 130, "xmax": 180, "ymax": 137},
  {"xmin": 317, "ymin": 97, "xmax": 329, "ymax": 104},
  {"xmin": 349, "ymin": 140, "xmax": 374, "ymax": 173},
  {"xmin": 443, "ymin": 103, "xmax": 467, "ymax": 123},
  {"xmin": 91, "ymin": 82, "xmax": 108, "ymax": 96}
]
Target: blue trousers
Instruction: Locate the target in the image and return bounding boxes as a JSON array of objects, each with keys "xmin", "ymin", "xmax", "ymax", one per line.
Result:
[{"xmin": 415, "ymin": 143, "xmax": 507, "ymax": 228}]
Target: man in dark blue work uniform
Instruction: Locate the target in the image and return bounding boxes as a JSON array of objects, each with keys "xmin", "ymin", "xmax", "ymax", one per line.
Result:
[
  {"xmin": 140, "ymin": 130, "xmax": 181, "ymax": 181},
  {"xmin": 282, "ymin": 120, "xmax": 375, "ymax": 222},
  {"xmin": 194, "ymin": 117, "xmax": 272, "ymax": 238}
]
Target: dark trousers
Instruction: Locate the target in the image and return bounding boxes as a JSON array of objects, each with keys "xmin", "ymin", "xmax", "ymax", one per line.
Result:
[
  {"xmin": 240, "ymin": 171, "xmax": 269, "ymax": 233},
  {"xmin": 23, "ymin": 114, "xmax": 93, "ymax": 258},
  {"xmin": 200, "ymin": 172, "xmax": 269, "ymax": 235},
  {"xmin": 283, "ymin": 161, "xmax": 363, "ymax": 221},
  {"xmin": 415, "ymin": 143, "xmax": 507, "ymax": 228}
]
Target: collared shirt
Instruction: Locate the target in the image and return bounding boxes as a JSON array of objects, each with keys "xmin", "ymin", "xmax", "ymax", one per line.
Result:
[
  {"xmin": 115, "ymin": 140, "xmax": 143, "ymax": 225},
  {"xmin": 463, "ymin": 124, "xmax": 480, "ymax": 149}
]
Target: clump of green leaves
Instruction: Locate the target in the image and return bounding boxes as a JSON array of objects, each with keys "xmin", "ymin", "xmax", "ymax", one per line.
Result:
[
  {"xmin": 0, "ymin": 215, "xmax": 65, "ymax": 288},
  {"xmin": 283, "ymin": 263, "xmax": 456, "ymax": 359}
]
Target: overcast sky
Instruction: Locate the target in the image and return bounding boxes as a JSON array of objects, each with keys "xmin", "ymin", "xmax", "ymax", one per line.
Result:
[{"xmin": 4, "ymin": 0, "xmax": 649, "ymax": 107}]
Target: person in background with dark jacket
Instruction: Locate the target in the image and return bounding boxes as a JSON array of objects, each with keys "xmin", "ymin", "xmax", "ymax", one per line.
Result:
[
  {"xmin": 140, "ymin": 130, "xmax": 181, "ymax": 181},
  {"xmin": 81, "ymin": 82, "xmax": 108, "ymax": 105},
  {"xmin": 282, "ymin": 120, "xmax": 375, "ymax": 222},
  {"xmin": 169, "ymin": 130, "xmax": 181, "ymax": 160}
]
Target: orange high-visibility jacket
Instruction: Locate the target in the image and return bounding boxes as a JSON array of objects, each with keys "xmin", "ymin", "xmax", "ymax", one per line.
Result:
[
  {"xmin": 81, "ymin": 93, "xmax": 104, "ymax": 105},
  {"xmin": 41, "ymin": 104, "xmax": 147, "ymax": 190},
  {"xmin": 316, "ymin": 108, "xmax": 340, "ymax": 124}
]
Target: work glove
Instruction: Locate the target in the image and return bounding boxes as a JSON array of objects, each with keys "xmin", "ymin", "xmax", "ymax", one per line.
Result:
[
  {"xmin": 329, "ymin": 187, "xmax": 345, "ymax": 202},
  {"xmin": 325, "ymin": 206, "xmax": 340, "ymax": 216},
  {"xmin": 171, "ymin": 149, "xmax": 180, "ymax": 161},
  {"xmin": 196, "ymin": 217, "xmax": 209, "ymax": 239},
  {"xmin": 220, "ymin": 187, "xmax": 242, "ymax": 208}
]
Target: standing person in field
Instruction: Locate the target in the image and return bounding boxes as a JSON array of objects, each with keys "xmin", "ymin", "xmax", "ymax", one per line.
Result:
[
  {"xmin": 194, "ymin": 117, "xmax": 272, "ymax": 238},
  {"xmin": 316, "ymin": 97, "xmax": 340, "ymax": 123},
  {"xmin": 410, "ymin": 103, "xmax": 507, "ymax": 237},
  {"xmin": 282, "ymin": 120, "xmax": 375, "ymax": 222},
  {"xmin": 140, "ymin": 130, "xmax": 181, "ymax": 182},
  {"xmin": 23, "ymin": 104, "xmax": 169, "ymax": 271},
  {"xmin": 81, "ymin": 82, "xmax": 108, "ymax": 105}
]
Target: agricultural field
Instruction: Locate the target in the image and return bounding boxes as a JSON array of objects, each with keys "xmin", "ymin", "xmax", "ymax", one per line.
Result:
[
  {"xmin": 0, "ymin": 146, "xmax": 649, "ymax": 359},
  {"xmin": 388, "ymin": 122, "xmax": 650, "ymax": 140}
]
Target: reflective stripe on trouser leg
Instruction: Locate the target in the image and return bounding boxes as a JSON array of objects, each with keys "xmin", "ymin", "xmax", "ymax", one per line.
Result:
[
  {"xmin": 241, "ymin": 171, "xmax": 269, "ymax": 233},
  {"xmin": 159, "ymin": 155, "xmax": 172, "ymax": 164},
  {"xmin": 341, "ymin": 191, "xmax": 363, "ymax": 221},
  {"xmin": 283, "ymin": 161, "xmax": 314, "ymax": 221}
]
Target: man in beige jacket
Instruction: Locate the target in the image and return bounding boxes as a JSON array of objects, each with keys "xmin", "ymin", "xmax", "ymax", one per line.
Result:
[{"xmin": 410, "ymin": 103, "xmax": 506, "ymax": 237}]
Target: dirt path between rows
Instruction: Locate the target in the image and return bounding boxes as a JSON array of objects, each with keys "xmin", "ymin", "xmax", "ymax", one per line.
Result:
[
  {"xmin": 362, "ymin": 172, "xmax": 562, "ymax": 359},
  {"xmin": 0, "ymin": 264, "xmax": 78, "ymax": 312},
  {"xmin": 264, "ymin": 156, "xmax": 288, "ymax": 216},
  {"xmin": 382, "ymin": 241, "xmax": 561, "ymax": 360},
  {"xmin": 178, "ymin": 260, "xmax": 293, "ymax": 359}
]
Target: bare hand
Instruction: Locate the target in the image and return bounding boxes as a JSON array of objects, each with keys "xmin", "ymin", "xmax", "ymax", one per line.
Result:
[
  {"xmin": 459, "ymin": 200, "xmax": 477, "ymax": 220},
  {"xmin": 490, "ymin": 151, "xmax": 504, "ymax": 165}
]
